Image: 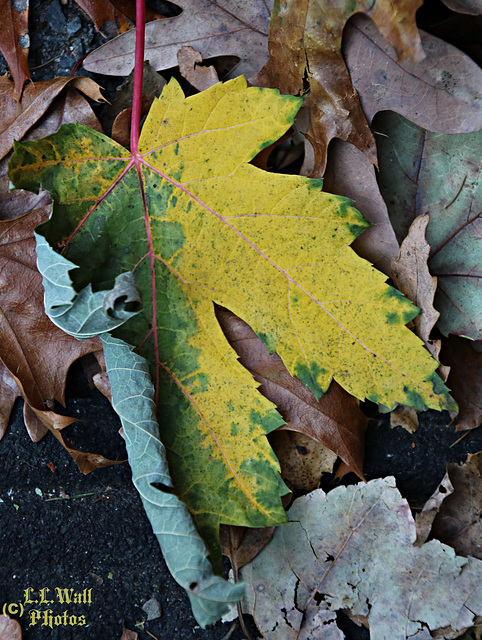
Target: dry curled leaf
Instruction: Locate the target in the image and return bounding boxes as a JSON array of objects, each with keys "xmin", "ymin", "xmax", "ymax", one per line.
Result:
[{"xmin": 391, "ymin": 214, "xmax": 450, "ymax": 381}]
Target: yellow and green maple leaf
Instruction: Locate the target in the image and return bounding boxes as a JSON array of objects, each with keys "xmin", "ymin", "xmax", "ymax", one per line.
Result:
[{"xmin": 9, "ymin": 77, "xmax": 454, "ymax": 564}]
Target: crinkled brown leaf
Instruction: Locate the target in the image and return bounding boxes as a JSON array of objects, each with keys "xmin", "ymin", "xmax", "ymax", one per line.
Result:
[
  {"xmin": 254, "ymin": 0, "xmax": 425, "ymax": 176},
  {"xmin": 443, "ymin": 337, "xmax": 482, "ymax": 432},
  {"xmin": 0, "ymin": 615, "xmax": 21, "ymax": 640},
  {"xmin": 415, "ymin": 472, "xmax": 454, "ymax": 546},
  {"xmin": 432, "ymin": 452, "xmax": 482, "ymax": 559},
  {"xmin": 83, "ymin": 0, "xmax": 273, "ymax": 80},
  {"xmin": 216, "ymin": 307, "xmax": 366, "ymax": 479},
  {"xmin": 177, "ymin": 46, "xmax": 219, "ymax": 91},
  {"xmin": 345, "ymin": 15, "xmax": 482, "ymax": 134},
  {"xmin": 323, "ymin": 139, "xmax": 399, "ymax": 275},
  {"xmin": 0, "ymin": 0, "xmax": 30, "ymax": 100}
]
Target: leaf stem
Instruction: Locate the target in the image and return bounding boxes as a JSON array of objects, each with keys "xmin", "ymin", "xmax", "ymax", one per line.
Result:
[{"xmin": 131, "ymin": 0, "xmax": 146, "ymax": 154}]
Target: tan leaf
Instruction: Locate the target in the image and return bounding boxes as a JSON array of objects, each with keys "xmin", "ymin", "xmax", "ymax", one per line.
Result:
[
  {"xmin": 216, "ymin": 307, "xmax": 367, "ymax": 479},
  {"xmin": 111, "ymin": 108, "xmax": 132, "ymax": 148},
  {"xmin": 432, "ymin": 452, "xmax": 482, "ymax": 559},
  {"xmin": 177, "ymin": 46, "xmax": 219, "ymax": 91},
  {"xmin": 323, "ymin": 139, "xmax": 399, "ymax": 275},
  {"xmin": 345, "ymin": 16, "xmax": 482, "ymax": 134}
]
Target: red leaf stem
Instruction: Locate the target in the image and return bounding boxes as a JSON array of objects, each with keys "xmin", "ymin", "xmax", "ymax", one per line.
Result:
[{"xmin": 131, "ymin": 0, "xmax": 146, "ymax": 155}]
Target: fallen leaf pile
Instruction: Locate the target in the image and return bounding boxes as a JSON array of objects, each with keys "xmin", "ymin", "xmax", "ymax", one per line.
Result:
[{"xmin": 0, "ymin": 0, "xmax": 481, "ymax": 637}]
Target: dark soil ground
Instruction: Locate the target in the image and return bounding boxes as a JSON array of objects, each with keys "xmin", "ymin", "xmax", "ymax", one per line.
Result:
[{"xmin": 1, "ymin": 1, "xmax": 481, "ymax": 639}]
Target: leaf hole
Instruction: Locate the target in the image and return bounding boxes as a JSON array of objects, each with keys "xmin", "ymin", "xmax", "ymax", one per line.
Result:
[{"xmin": 189, "ymin": 582, "xmax": 198, "ymax": 591}]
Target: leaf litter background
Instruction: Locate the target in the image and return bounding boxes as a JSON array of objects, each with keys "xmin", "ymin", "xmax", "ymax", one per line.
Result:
[{"xmin": 0, "ymin": 0, "xmax": 481, "ymax": 639}]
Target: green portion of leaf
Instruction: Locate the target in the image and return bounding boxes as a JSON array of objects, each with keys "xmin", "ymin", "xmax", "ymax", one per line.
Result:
[
  {"xmin": 375, "ymin": 112, "xmax": 482, "ymax": 341},
  {"xmin": 100, "ymin": 333, "xmax": 245, "ymax": 627},
  {"xmin": 242, "ymin": 477, "xmax": 482, "ymax": 639}
]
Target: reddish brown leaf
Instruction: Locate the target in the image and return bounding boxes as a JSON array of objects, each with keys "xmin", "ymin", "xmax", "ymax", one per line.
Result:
[
  {"xmin": 254, "ymin": 0, "xmax": 424, "ymax": 176},
  {"xmin": 345, "ymin": 16, "xmax": 482, "ymax": 134},
  {"xmin": 120, "ymin": 627, "xmax": 138, "ymax": 640},
  {"xmin": 432, "ymin": 452, "xmax": 482, "ymax": 559},
  {"xmin": 0, "ymin": 0, "xmax": 30, "ymax": 100},
  {"xmin": 0, "ymin": 615, "xmax": 21, "ymax": 640},
  {"xmin": 443, "ymin": 337, "xmax": 482, "ymax": 432},
  {"xmin": 216, "ymin": 307, "xmax": 367, "ymax": 479},
  {"xmin": 177, "ymin": 46, "xmax": 219, "ymax": 91},
  {"xmin": 323, "ymin": 139, "xmax": 399, "ymax": 275},
  {"xmin": 0, "ymin": 208, "xmax": 124, "ymax": 472}
]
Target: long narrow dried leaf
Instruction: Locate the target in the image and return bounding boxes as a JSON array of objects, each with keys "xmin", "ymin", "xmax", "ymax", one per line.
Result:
[
  {"xmin": 254, "ymin": 0, "xmax": 424, "ymax": 175},
  {"xmin": 9, "ymin": 77, "xmax": 455, "ymax": 621},
  {"xmin": 376, "ymin": 112, "xmax": 482, "ymax": 341},
  {"xmin": 242, "ymin": 477, "xmax": 482, "ymax": 639},
  {"xmin": 391, "ymin": 214, "xmax": 449, "ymax": 377},
  {"xmin": 344, "ymin": 15, "xmax": 482, "ymax": 134},
  {"xmin": 83, "ymin": 0, "xmax": 273, "ymax": 80},
  {"xmin": 0, "ymin": 0, "xmax": 30, "ymax": 100}
]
